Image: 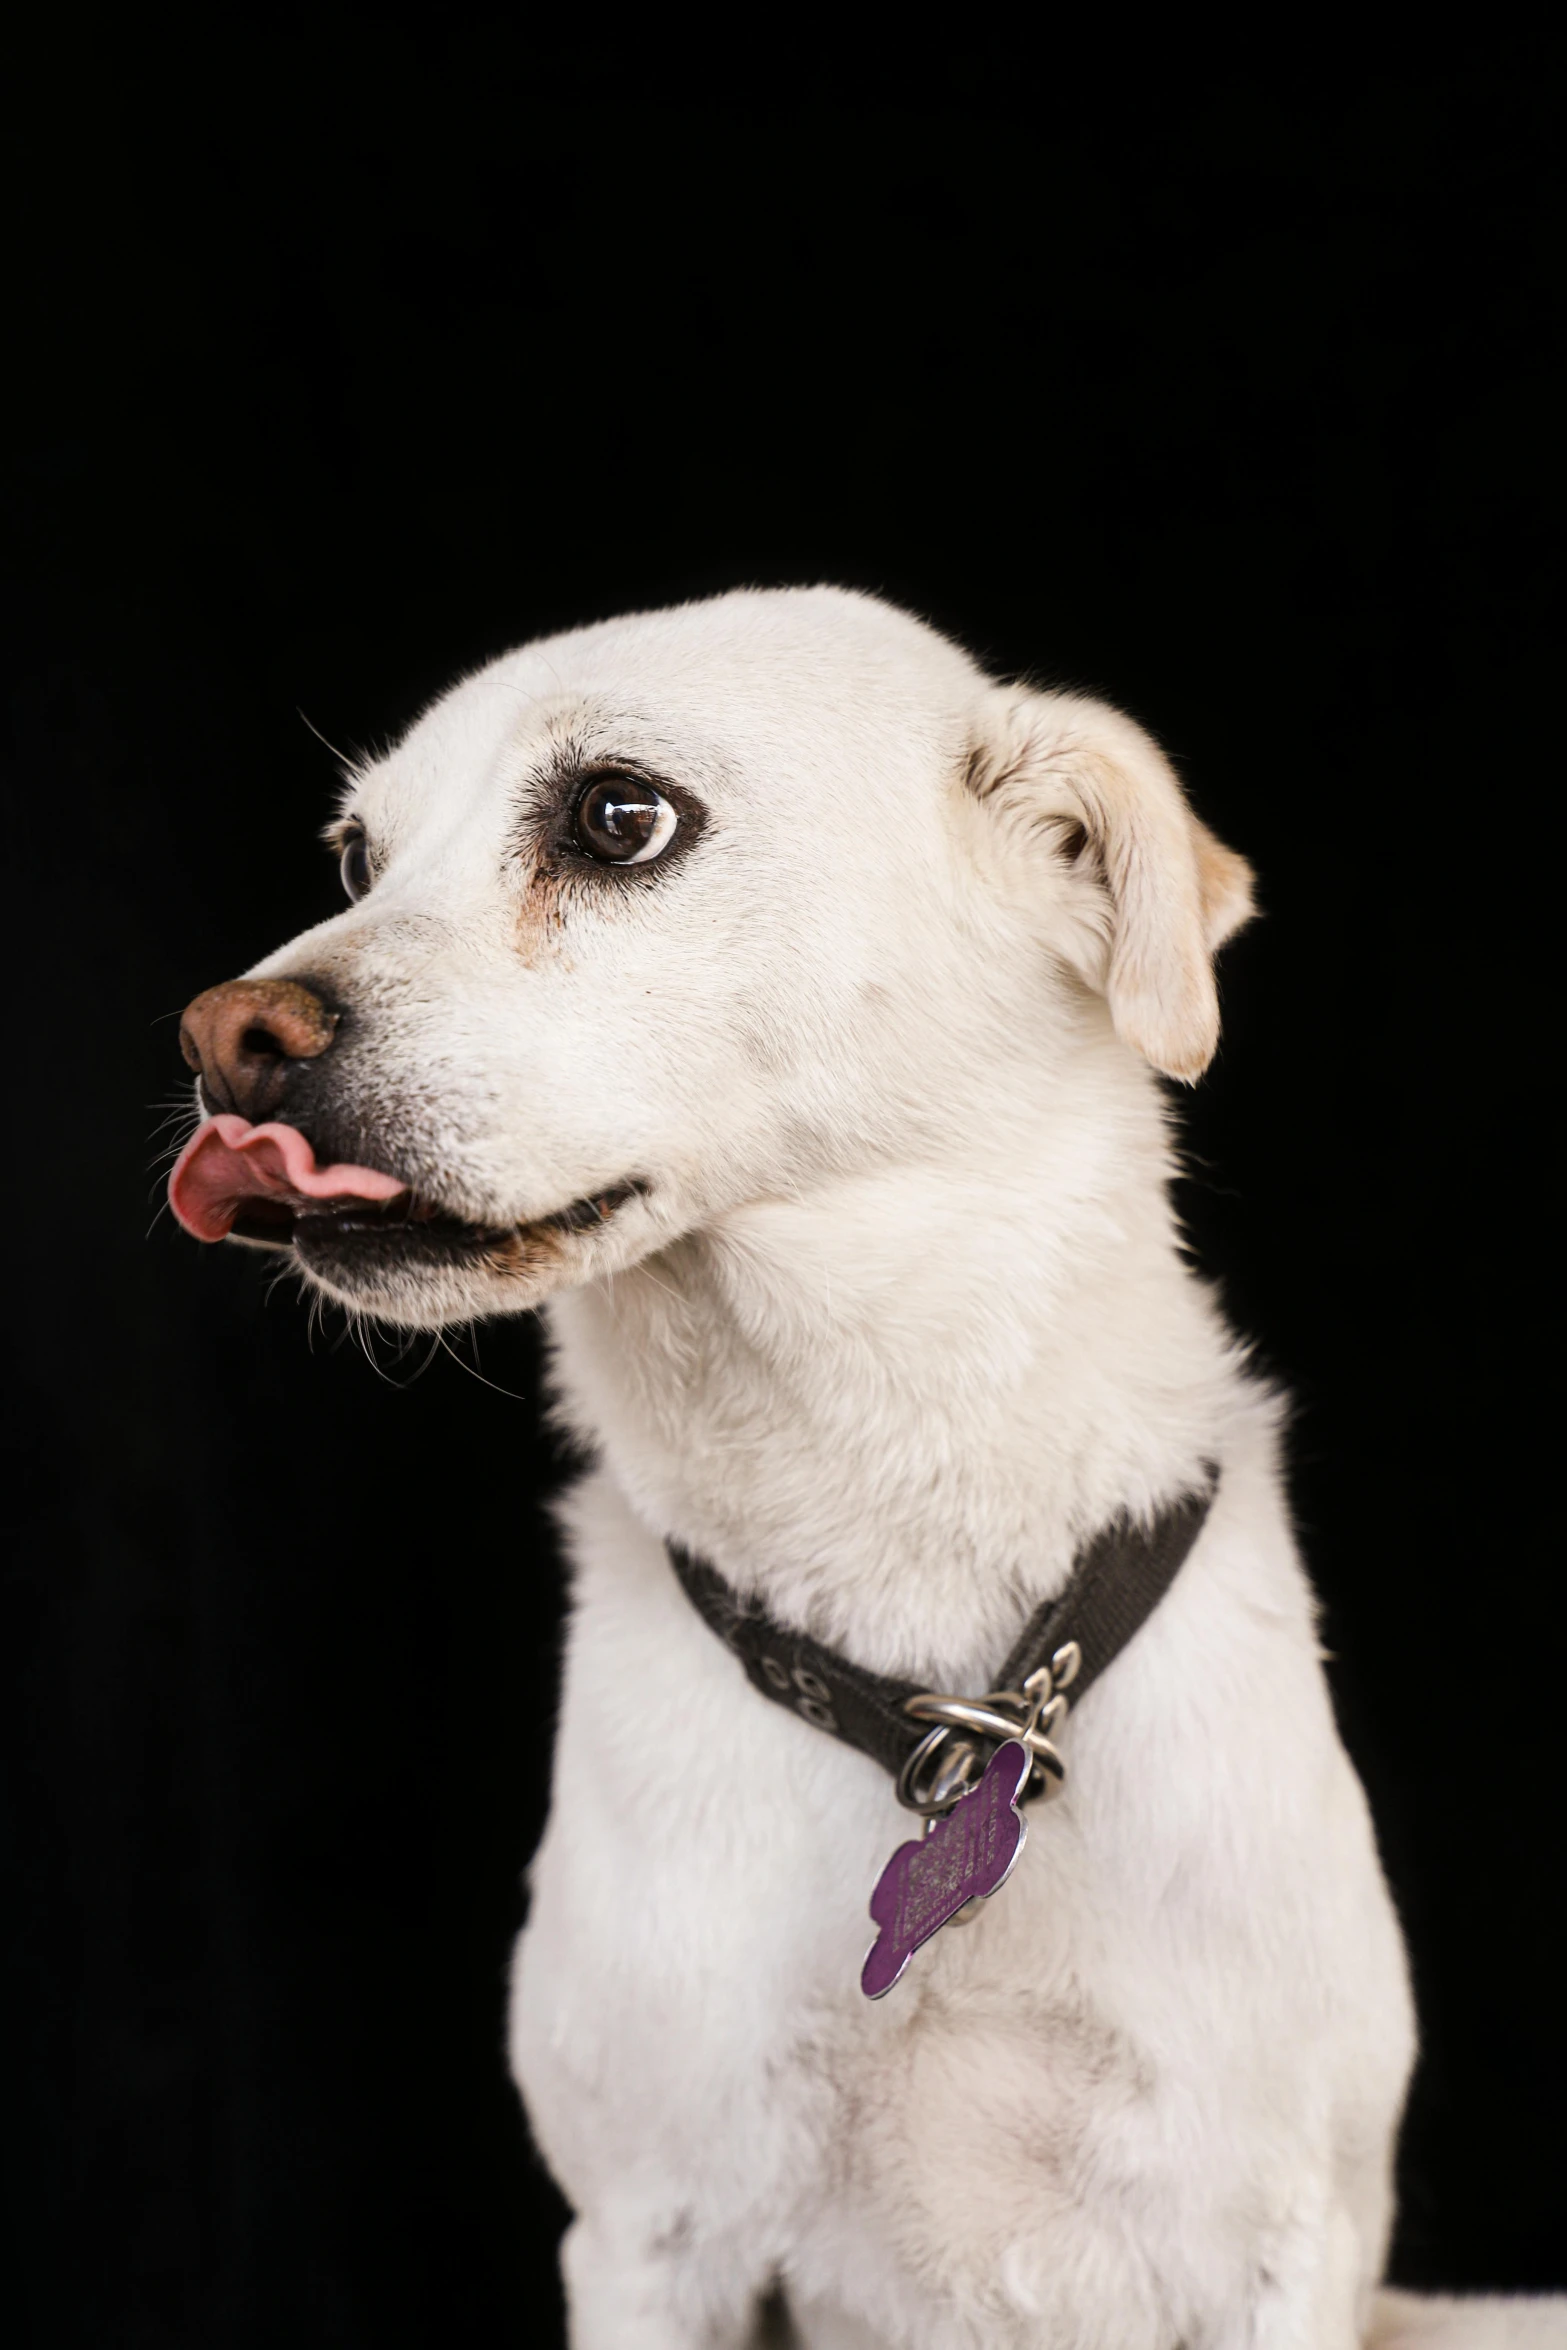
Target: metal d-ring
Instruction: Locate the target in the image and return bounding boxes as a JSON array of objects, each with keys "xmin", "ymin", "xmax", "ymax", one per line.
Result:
[
  {"xmin": 899, "ymin": 1683, "xmax": 1071, "ymax": 1814},
  {"xmin": 895, "ymin": 1724, "xmax": 982, "ymax": 1817},
  {"xmin": 904, "ymin": 1692, "xmax": 1068, "ymax": 1761},
  {"xmin": 904, "ymin": 1693, "xmax": 1038, "ymax": 1745}
]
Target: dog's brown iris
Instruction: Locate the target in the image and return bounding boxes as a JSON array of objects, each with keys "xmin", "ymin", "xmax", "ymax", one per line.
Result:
[
  {"xmin": 573, "ymin": 776, "xmax": 677, "ymax": 865},
  {"xmin": 339, "ymin": 825, "xmax": 372, "ymax": 901}
]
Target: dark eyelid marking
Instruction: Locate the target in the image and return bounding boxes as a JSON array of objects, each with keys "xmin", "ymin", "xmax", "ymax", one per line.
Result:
[{"xmin": 511, "ymin": 742, "xmax": 708, "ymax": 879}]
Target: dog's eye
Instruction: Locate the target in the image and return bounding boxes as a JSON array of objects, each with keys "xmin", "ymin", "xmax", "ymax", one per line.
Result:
[
  {"xmin": 339, "ymin": 826, "xmax": 372, "ymax": 902},
  {"xmin": 573, "ymin": 777, "xmax": 679, "ymax": 866}
]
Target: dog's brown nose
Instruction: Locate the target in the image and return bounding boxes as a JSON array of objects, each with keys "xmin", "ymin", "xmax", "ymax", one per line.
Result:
[{"xmin": 179, "ymin": 977, "xmax": 339, "ymax": 1123}]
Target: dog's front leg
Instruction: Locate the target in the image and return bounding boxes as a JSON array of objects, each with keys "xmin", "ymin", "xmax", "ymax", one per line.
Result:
[
  {"xmin": 1205, "ymin": 2202, "xmax": 1367, "ymax": 2350},
  {"xmin": 515, "ymin": 1477, "xmax": 866, "ymax": 2348},
  {"xmin": 560, "ymin": 2208, "xmax": 780, "ymax": 2350}
]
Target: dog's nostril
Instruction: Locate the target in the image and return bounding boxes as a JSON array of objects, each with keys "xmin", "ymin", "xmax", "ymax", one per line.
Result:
[{"xmin": 240, "ymin": 1024, "xmax": 285, "ymax": 1058}]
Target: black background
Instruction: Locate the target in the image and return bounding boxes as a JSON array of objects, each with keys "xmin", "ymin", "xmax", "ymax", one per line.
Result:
[{"xmin": 3, "ymin": 17, "xmax": 1561, "ymax": 2347}]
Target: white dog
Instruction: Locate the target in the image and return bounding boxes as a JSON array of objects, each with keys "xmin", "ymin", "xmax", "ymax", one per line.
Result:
[{"xmin": 169, "ymin": 590, "xmax": 1563, "ymax": 2347}]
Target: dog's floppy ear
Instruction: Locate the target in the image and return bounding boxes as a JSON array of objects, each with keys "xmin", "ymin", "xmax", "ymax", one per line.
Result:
[{"xmin": 965, "ymin": 687, "xmax": 1255, "ymax": 1082}]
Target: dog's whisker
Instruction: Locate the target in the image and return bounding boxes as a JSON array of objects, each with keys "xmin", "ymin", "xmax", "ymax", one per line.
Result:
[
  {"xmin": 297, "ymin": 706, "xmax": 363, "ymax": 775},
  {"xmin": 434, "ymin": 1327, "xmax": 530, "ymax": 1404}
]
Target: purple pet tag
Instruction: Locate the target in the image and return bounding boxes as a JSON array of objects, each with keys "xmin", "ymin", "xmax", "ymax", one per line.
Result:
[{"xmin": 860, "ymin": 1740, "xmax": 1030, "ymax": 1999}]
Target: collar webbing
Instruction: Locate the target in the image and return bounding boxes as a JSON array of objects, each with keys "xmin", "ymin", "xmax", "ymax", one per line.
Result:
[{"xmin": 666, "ymin": 1476, "xmax": 1217, "ymax": 1790}]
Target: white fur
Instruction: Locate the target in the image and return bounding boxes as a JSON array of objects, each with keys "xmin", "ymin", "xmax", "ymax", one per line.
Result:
[{"xmin": 244, "ymin": 590, "xmax": 1561, "ymax": 2346}]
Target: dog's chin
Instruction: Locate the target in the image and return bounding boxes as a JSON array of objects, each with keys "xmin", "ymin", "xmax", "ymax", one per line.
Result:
[{"xmin": 233, "ymin": 1182, "xmax": 647, "ymax": 1329}]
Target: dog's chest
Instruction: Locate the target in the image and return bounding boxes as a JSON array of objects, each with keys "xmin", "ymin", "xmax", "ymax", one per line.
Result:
[
  {"xmin": 512, "ymin": 1641, "xmax": 1202, "ymax": 2350},
  {"xmin": 512, "ymin": 1479, "xmax": 1131, "ymax": 2223}
]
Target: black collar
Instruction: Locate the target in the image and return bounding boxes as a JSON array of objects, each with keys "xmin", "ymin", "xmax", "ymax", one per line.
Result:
[{"xmin": 667, "ymin": 1475, "xmax": 1217, "ymax": 1808}]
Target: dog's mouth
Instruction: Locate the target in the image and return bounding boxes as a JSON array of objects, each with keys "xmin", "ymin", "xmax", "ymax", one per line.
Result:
[{"xmin": 168, "ymin": 1114, "xmax": 641, "ymax": 1276}]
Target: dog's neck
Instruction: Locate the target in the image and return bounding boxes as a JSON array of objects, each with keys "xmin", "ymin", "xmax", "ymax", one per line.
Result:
[{"xmin": 547, "ymin": 1037, "xmax": 1238, "ymax": 1688}]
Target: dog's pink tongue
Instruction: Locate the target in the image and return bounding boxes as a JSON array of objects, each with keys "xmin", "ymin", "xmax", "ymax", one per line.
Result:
[{"xmin": 168, "ymin": 1115, "xmax": 408, "ymax": 1242}]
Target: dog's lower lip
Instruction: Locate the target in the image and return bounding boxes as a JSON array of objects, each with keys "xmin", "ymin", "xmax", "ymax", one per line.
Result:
[{"xmin": 230, "ymin": 1178, "xmax": 644, "ymax": 1255}]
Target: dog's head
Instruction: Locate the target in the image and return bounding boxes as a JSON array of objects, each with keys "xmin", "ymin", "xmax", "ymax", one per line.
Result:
[{"xmin": 170, "ymin": 589, "xmax": 1252, "ymax": 1328}]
